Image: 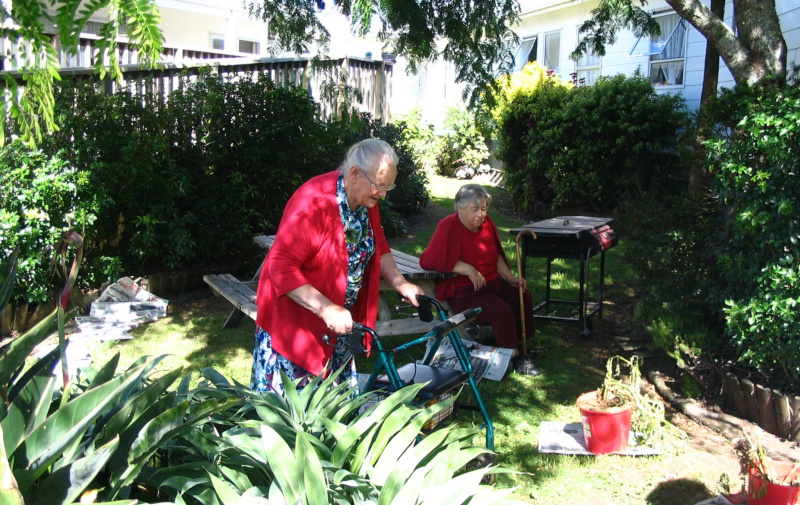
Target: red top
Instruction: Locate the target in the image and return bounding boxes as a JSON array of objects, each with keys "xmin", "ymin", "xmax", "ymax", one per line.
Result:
[
  {"xmin": 255, "ymin": 170, "xmax": 390, "ymax": 375},
  {"xmin": 452, "ymin": 221, "xmax": 501, "ymax": 290},
  {"xmin": 419, "ymin": 213, "xmax": 509, "ymax": 300}
]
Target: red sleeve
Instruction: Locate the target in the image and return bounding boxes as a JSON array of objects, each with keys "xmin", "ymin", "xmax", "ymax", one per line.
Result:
[
  {"xmin": 268, "ymin": 173, "xmax": 342, "ymax": 298},
  {"xmin": 369, "ymin": 205, "xmax": 391, "ymax": 257},
  {"xmin": 419, "ymin": 214, "xmax": 461, "ymax": 273}
]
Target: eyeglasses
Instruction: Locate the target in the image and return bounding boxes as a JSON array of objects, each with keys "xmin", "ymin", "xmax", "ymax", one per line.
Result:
[{"xmin": 360, "ymin": 170, "xmax": 396, "ymax": 193}]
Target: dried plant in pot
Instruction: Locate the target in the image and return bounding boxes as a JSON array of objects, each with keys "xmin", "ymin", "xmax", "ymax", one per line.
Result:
[
  {"xmin": 576, "ymin": 355, "xmax": 682, "ymax": 455},
  {"xmin": 735, "ymin": 430, "xmax": 800, "ymax": 505}
]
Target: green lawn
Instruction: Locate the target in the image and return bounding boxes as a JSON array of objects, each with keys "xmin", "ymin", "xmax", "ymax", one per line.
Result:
[{"xmin": 86, "ymin": 173, "xmax": 743, "ymax": 505}]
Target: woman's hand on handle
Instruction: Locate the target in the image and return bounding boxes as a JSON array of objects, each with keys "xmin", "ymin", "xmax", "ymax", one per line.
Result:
[
  {"xmin": 287, "ymin": 283, "xmax": 353, "ymax": 334},
  {"xmin": 320, "ymin": 304, "xmax": 354, "ymax": 335}
]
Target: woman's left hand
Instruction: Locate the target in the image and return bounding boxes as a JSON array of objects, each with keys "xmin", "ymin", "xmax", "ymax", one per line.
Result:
[{"xmin": 507, "ymin": 275, "xmax": 527, "ymax": 289}]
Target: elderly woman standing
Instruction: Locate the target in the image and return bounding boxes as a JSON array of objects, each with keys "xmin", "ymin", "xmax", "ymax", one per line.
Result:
[
  {"xmin": 251, "ymin": 139, "xmax": 425, "ymax": 393},
  {"xmin": 420, "ymin": 184, "xmax": 540, "ymax": 376}
]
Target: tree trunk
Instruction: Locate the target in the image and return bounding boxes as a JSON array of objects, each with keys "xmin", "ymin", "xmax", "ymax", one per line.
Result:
[
  {"xmin": 688, "ymin": 0, "xmax": 724, "ymax": 200},
  {"xmin": 667, "ymin": 0, "xmax": 787, "ymax": 86}
]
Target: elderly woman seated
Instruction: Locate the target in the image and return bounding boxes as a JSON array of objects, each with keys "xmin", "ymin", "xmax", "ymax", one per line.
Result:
[{"xmin": 419, "ymin": 184, "xmax": 540, "ymax": 376}]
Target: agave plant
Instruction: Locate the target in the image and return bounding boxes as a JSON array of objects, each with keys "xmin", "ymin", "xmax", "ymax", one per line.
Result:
[
  {"xmin": 138, "ymin": 367, "xmax": 522, "ymax": 505},
  {"xmin": 0, "ymin": 238, "xmax": 240, "ymax": 505}
]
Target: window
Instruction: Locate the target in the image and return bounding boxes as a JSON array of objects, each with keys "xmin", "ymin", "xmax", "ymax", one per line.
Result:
[
  {"xmin": 575, "ymin": 29, "xmax": 600, "ymax": 86},
  {"xmin": 238, "ymin": 39, "xmax": 260, "ymax": 54},
  {"xmin": 543, "ymin": 31, "xmax": 560, "ymax": 71},
  {"xmin": 630, "ymin": 11, "xmax": 686, "ymax": 86},
  {"xmin": 409, "ymin": 64, "xmax": 429, "ymax": 102},
  {"xmin": 513, "ymin": 36, "xmax": 537, "ymax": 72},
  {"xmin": 211, "ymin": 34, "xmax": 224, "ymax": 51}
]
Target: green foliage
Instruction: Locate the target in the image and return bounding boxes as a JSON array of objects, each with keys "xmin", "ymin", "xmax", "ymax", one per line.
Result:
[
  {"xmin": 625, "ymin": 195, "xmax": 727, "ymax": 356},
  {"xmin": 497, "ymin": 74, "xmax": 690, "ymax": 213},
  {"xmin": 139, "ymin": 368, "xmax": 517, "ymax": 504},
  {"xmin": 393, "ymin": 107, "xmax": 438, "ymax": 171},
  {"xmin": 434, "ymin": 105, "xmax": 490, "ymax": 179},
  {"xmin": 327, "ymin": 111, "xmax": 431, "ymax": 236},
  {"xmin": 485, "ymin": 62, "xmax": 573, "ymax": 126},
  {"xmin": 570, "ymin": 0, "xmax": 660, "ymax": 60},
  {"xmin": 1, "ymin": 0, "xmax": 164, "ymax": 146},
  {"xmin": 709, "ymin": 81, "xmax": 800, "ymax": 386},
  {"xmin": 0, "ymin": 140, "xmax": 96, "ymax": 304},
  {"xmin": 596, "ymin": 356, "xmax": 684, "ymax": 448},
  {"xmin": 38, "ymin": 71, "xmax": 427, "ymax": 275},
  {"xmin": 247, "ymin": 0, "xmax": 520, "ymax": 107}
]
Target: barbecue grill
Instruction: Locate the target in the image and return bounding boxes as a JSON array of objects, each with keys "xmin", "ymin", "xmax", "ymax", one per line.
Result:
[{"xmin": 511, "ymin": 216, "xmax": 618, "ymax": 338}]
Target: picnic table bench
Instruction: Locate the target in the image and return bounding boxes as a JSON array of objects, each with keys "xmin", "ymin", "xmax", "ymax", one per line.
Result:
[{"xmin": 203, "ymin": 235, "xmax": 453, "ymax": 336}]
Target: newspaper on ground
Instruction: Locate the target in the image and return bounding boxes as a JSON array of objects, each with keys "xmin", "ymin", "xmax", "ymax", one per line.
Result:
[
  {"xmin": 79, "ymin": 277, "xmax": 168, "ymax": 341},
  {"xmin": 537, "ymin": 421, "xmax": 662, "ymax": 456},
  {"xmin": 420, "ymin": 337, "xmax": 514, "ymax": 382}
]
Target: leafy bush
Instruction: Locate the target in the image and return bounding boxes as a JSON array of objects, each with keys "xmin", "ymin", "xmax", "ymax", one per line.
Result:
[
  {"xmin": 624, "ymin": 195, "xmax": 727, "ymax": 358},
  {"xmin": 725, "ymin": 259, "xmax": 800, "ymax": 387},
  {"xmin": 708, "ymin": 81, "xmax": 800, "ymax": 386},
  {"xmin": 497, "ymin": 74, "xmax": 690, "ymax": 213},
  {"xmin": 44, "ymin": 70, "xmax": 336, "ymax": 273},
  {"xmin": 434, "ymin": 105, "xmax": 490, "ymax": 178},
  {"xmin": 393, "ymin": 106, "xmax": 438, "ymax": 171},
  {"xmin": 327, "ymin": 111, "xmax": 430, "ymax": 236},
  {"xmin": 0, "ymin": 140, "xmax": 96, "ymax": 304},
  {"xmin": 40, "ymin": 69, "xmax": 426, "ymax": 279}
]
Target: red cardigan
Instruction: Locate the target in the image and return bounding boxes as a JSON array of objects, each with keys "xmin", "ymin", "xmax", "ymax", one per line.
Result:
[
  {"xmin": 419, "ymin": 213, "xmax": 509, "ymax": 301},
  {"xmin": 255, "ymin": 170, "xmax": 390, "ymax": 375}
]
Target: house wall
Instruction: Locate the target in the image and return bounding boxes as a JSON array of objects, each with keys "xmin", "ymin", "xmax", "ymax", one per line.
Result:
[
  {"xmin": 517, "ymin": 0, "xmax": 800, "ymax": 112},
  {"xmin": 156, "ymin": 0, "xmax": 270, "ymax": 55}
]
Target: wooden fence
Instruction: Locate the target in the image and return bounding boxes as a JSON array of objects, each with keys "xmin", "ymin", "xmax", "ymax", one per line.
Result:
[{"xmin": 1, "ymin": 36, "xmax": 393, "ymax": 122}]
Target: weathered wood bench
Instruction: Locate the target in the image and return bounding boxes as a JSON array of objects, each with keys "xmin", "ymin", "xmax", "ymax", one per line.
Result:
[{"xmin": 203, "ymin": 235, "xmax": 453, "ymax": 336}]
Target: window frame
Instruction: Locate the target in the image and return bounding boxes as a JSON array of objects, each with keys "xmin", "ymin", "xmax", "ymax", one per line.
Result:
[
  {"xmin": 574, "ymin": 27, "xmax": 600, "ymax": 86},
  {"xmin": 512, "ymin": 35, "xmax": 538, "ymax": 73},
  {"xmin": 543, "ymin": 30, "xmax": 561, "ymax": 71},
  {"xmin": 238, "ymin": 38, "xmax": 260, "ymax": 54},
  {"xmin": 210, "ymin": 33, "xmax": 225, "ymax": 51},
  {"xmin": 629, "ymin": 10, "xmax": 687, "ymax": 87}
]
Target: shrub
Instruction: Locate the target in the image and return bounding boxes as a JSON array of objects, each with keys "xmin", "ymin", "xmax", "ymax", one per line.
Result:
[
  {"xmin": 497, "ymin": 74, "xmax": 690, "ymax": 213},
  {"xmin": 434, "ymin": 105, "xmax": 490, "ymax": 178},
  {"xmin": 393, "ymin": 106, "xmax": 438, "ymax": 171},
  {"xmin": 0, "ymin": 140, "xmax": 96, "ymax": 304},
  {"xmin": 725, "ymin": 259, "xmax": 800, "ymax": 388},
  {"xmin": 139, "ymin": 369, "xmax": 513, "ymax": 504},
  {"xmin": 624, "ymin": 195, "xmax": 727, "ymax": 358},
  {"xmin": 327, "ymin": 111, "xmax": 430, "ymax": 235},
  {"xmin": 44, "ymin": 70, "xmax": 342, "ymax": 273},
  {"xmin": 708, "ymin": 81, "xmax": 800, "ymax": 386}
]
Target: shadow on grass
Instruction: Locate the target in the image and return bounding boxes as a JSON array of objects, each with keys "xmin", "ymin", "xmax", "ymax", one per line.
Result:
[{"xmin": 646, "ymin": 478, "xmax": 715, "ymax": 505}]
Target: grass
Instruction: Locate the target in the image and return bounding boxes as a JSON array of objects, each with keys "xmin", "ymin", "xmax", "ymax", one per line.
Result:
[{"xmin": 85, "ymin": 173, "xmax": 744, "ymax": 504}]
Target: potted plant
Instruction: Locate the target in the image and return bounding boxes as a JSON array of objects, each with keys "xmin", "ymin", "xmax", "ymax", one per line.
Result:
[
  {"xmin": 735, "ymin": 430, "xmax": 800, "ymax": 505},
  {"xmin": 576, "ymin": 355, "xmax": 679, "ymax": 455}
]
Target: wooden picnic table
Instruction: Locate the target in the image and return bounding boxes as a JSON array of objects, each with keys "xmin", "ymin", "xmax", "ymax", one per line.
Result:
[{"xmin": 204, "ymin": 235, "xmax": 453, "ymax": 336}]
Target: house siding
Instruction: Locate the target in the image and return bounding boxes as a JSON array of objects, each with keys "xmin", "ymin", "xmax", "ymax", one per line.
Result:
[{"xmin": 515, "ymin": 0, "xmax": 799, "ymax": 112}]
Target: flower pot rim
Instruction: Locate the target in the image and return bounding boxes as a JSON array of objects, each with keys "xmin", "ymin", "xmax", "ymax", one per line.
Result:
[
  {"xmin": 748, "ymin": 458, "xmax": 800, "ymax": 487},
  {"xmin": 576, "ymin": 390, "xmax": 635, "ymax": 415}
]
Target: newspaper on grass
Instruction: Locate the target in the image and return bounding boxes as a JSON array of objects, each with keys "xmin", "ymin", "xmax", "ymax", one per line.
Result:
[
  {"xmin": 537, "ymin": 421, "xmax": 662, "ymax": 456},
  {"xmin": 80, "ymin": 277, "xmax": 168, "ymax": 341},
  {"xmin": 420, "ymin": 337, "xmax": 513, "ymax": 382}
]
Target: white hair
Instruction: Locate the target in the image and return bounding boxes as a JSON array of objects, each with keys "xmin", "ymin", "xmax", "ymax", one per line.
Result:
[
  {"xmin": 454, "ymin": 184, "xmax": 492, "ymax": 212},
  {"xmin": 339, "ymin": 138, "xmax": 398, "ymax": 175}
]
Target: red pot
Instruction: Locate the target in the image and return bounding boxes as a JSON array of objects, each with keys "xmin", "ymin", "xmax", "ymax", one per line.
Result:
[
  {"xmin": 576, "ymin": 390, "xmax": 634, "ymax": 455},
  {"xmin": 748, "ymin": 459, "xmax": 800, "ymax": 505}
]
